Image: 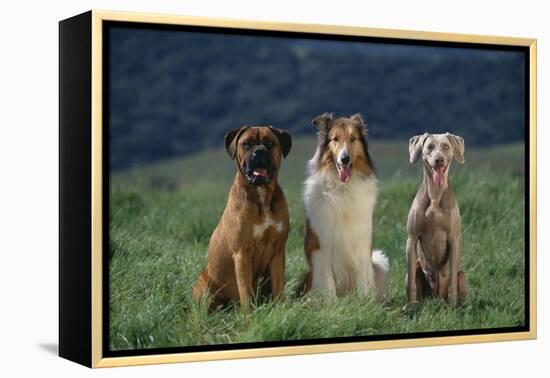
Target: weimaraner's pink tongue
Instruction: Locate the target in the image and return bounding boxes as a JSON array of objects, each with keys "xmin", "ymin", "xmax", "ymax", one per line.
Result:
[
  {"xmin": 338, "ymin": 165, "xmax": 351, "ymax": 182},
  {"xmin": 432, "ymin": 167, "xmax": 445, "ymax": 187}
]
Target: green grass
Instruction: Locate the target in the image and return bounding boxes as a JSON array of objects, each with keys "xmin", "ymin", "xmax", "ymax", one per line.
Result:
[{"xmin": 109, "ymin": 139, "xmax": 526, "ymax": 350}]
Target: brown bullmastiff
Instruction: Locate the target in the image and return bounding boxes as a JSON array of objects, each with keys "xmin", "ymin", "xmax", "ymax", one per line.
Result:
[{"xmin": 193, "ymin": 125, "xmax": 292, "ymax": 310}]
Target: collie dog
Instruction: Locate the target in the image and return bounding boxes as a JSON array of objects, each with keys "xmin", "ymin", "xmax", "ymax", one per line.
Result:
[{"xmin": 297, "ymin": 113, "xmax": 389, "ymax": 300}]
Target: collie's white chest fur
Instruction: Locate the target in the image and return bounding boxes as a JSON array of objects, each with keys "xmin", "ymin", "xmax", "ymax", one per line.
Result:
[{"xmin": 304, "ymin": 169, "xmax": 379, "ymax": 296}]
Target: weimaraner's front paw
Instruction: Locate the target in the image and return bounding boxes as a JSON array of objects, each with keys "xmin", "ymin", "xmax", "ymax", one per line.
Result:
[
  {"xmin": 402, "ymin": 302, "xmax": 421, "ymax": 317},
  {"xmin": 425, "ymin": 204, "xmax": 435, "ymax": 218}
]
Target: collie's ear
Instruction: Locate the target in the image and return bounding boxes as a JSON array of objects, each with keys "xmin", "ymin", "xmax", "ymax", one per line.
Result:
[
  {"xmin": 350, "ymin": 113, "xmax": 368, "ymax": 135},
  {"xmin": 268, "ymin": 126, "xmax": 292, "ymax": 158},
  {"xmin": 409, "ymin": 133, "xmax": 429, "ymax": 164},
  {"xmin": 312, "ymin": 112, "xmax": 334, "ymax": 132},
  {"xmin": 312, "ymin": 112, "xmax": 334, "ymax": 144},
  {"xmin": 224, "ymin": 126, "xmax": 250, "ymax": 160},
  {"xmin": 446, "ymin": 133, "xmax": 465, "ymax": 164}
]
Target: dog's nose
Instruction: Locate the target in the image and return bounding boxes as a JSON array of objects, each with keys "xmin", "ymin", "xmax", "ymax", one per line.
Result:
[
  {"xmin": 435, "ymin": 156, "xmax": 444, "ymax": 165},
  {"xmin": 341, "ymin": 155, "xmax": 351, "ymax": 165},
  {"xmin": 252, "ymin": 146, "xmax": 268, "ymax": 158}
]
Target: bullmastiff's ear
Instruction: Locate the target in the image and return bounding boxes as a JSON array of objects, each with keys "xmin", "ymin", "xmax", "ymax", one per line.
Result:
[
  {"xmin": 350, "ymin": 113, "xmax": 368, "ymax": 136},
  {"xmin": 446, "ymin": 132, "xmax": 465, "ymax": 164},
  {"xmin": 225, "ymin": 126, "xmax": 250, "ymax": 160},
  {"xmin": 268, "ymin": 126, "xmax": 292, "ymax": 158},
  {"xmin": 409, "ymin": 133, "xmax": 429, "ymax": 164}
]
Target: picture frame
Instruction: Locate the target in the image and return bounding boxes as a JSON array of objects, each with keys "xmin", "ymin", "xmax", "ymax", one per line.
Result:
[{"xmin": 59, "ymin": 10, "xmax": 537, "ymax": 368}]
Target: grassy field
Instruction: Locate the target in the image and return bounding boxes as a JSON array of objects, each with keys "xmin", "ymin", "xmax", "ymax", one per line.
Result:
[{"xmin": 109, "ymin": 138, "xmax": 526, "ymax": 351}]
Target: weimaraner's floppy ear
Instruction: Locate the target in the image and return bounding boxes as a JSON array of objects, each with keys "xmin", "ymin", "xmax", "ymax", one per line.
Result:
[
  {"xmin": 225, "ymin": 126, "xmax": 250, "ymax": 160},
  {"xmin": 409, "ymin": 133, "xmax": 428, "ymax": 164},
  {"xmin": 350, "ymin": 113, "xmax": 368, "ymax": 136},
  {"xmin": 446, "ymin": 133, "xmax": 465, "ymax": 164},
  {"xmin": 268, "ymin": 126, "xmax": 292, "ymax": 158}
]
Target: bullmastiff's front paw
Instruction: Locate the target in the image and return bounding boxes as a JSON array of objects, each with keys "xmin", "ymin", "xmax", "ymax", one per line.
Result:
[{"xmin": 402, "ymin": 301, "xmax": 421, "ymax": 317}]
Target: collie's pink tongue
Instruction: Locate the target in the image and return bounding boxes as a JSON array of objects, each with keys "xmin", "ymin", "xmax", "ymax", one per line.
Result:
[
  {"xmin": 338, "ymin": 165, "xmax": 351, "ymax": 183},
  {"xmin": 253, "ymin": 168, "xmax": 268, "ymax": 177},
  {"xmin": 432, "ymin": 166, "xmax": 445, "ymax": 187}
]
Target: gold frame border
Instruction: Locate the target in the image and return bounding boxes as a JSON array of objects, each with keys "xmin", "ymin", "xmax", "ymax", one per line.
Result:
[{"xmin": 90, "ymin": 9, "xmax": 537, "ymax": 368}]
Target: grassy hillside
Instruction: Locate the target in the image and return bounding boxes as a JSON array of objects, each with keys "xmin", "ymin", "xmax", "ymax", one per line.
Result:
[
  {"xmin": 109, "ymin": 140, "xmax": 526, "ymax": 351},
  {"xmin": 113, "ymin": 138, "xmax": 525, "ymax": 187},
  {"xmin": 109, "ymin": 26, "xmax": 525, "ymax": 170}
]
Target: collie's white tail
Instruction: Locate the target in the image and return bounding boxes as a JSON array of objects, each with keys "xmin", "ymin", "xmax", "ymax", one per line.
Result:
[{"xmin": 372, "ymin": 249, "xmax": 389, "ymax": 301}]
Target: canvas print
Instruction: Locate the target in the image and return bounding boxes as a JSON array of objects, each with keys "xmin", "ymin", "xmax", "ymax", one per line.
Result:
[{"xmin": 106, "ymin": 23, "xmax": 527, "ymax": 354}]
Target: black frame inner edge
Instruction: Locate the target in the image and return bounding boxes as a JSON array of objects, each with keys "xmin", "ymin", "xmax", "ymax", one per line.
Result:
[{"xmin": 101, "ymin": 20, "xmax": 531, "ymax": 358}]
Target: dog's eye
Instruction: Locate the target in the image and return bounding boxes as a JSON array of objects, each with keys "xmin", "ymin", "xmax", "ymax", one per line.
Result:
[
  {"xmin": 331, "ymin": 137, "xmax": 339, "ymax": 143},
  {"xmin": 243, "ymin": 141, "xmax": 253, "ymax": 149},
  {"xmin": 264, "ymin": 141, "xmax": 273, "ymax": 148},
  {"xmin": 350, "ymin": 136, "xmax": 357, "ymax": 142},
  {"xmin": 427, "ymin": 144, "xmax": 434, "ymax": 151},
  {"xmin": 443, "ymin": 144, "xmax": 450, "ymax": 150}
]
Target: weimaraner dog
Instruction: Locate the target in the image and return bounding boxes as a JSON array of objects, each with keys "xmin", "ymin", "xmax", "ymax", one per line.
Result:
[{"xmin": 405, "ymin": 132, "xmax": 468, "ymax": 309}]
